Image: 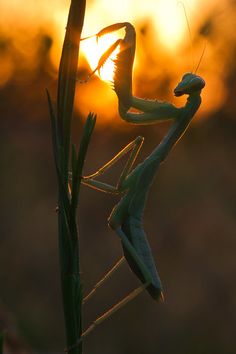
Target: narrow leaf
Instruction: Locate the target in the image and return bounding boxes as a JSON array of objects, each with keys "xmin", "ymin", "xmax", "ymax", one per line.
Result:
[
  {"xmin": 71, "ymin": 112, "xmax": 96, "ymax": 213},
  {"xmin": 46, "ymin": 89, "xmax": 60, "ymax": 169}
]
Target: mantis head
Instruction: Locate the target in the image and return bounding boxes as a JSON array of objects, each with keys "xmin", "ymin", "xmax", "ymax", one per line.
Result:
[{"xmin": 174, "ymin": 73, "xmax": 205, "ymax": 97}]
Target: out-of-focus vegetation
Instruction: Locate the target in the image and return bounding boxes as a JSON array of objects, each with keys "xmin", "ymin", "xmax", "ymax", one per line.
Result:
[{"xmin": 0, "ymin": 0, "xmax": 236, "ymax": 353}]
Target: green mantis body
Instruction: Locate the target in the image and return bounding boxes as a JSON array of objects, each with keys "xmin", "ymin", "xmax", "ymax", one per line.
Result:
[{"xmin": 81, "ymin": 23, "xmax": 205, "ymax": 302}]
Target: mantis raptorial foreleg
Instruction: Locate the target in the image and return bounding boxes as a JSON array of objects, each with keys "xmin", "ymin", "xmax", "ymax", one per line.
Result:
[{"xmin": 81, "ymin": 22, "xmax": 180, "ymax": 123}]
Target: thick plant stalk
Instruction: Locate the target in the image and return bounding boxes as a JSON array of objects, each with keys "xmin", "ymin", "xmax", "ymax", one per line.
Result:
[
  {"xmin": 48, "ymin": 1, "xmax": 96, "ymax": 353},
  {"xmin": 57, "ymin": 0, "xmax": 86, "ymax": 178},
  {"xmin": 56, "ymin": 0, "xmax": 85, "ymax": 352}
]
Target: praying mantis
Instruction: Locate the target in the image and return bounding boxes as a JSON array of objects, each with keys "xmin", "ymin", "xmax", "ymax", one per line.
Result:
[
  {"xmin": 70, "ymin": 22, "xmax": 205, "ymax": 345},
  {"xmin": 81, "ymin": 20, "xmax": 205, "ymax": 294}
]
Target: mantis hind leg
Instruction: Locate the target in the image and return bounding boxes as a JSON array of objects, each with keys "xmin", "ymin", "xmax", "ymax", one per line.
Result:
[{"xmin": 83, "ymin": 256, "xmax": 125, "ymax": 304}]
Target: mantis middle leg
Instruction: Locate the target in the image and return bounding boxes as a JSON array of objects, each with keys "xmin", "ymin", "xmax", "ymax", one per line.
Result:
[{"xmin": 81, "ymin": 135, "xmax": 144, "ymax": 193}]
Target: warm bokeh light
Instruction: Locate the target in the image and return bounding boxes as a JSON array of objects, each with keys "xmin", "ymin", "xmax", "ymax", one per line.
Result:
[
  {"xmin": 0, "ymin": 0, "xmax": 235, "ymax": 124},
  {"xmin": 80, "ymin": 0, "xmax": 195, "ymax": 82},
  {"xmin": 80, "ymin": 34, "xmax": 120, "ymax": 82},
  {"xmin": 1, "ymin": 2, "xmax": 236, "ymax": 353},
  {"xmin": 149, "ymin": 0, "xmax": 196, "ymax": 50}
]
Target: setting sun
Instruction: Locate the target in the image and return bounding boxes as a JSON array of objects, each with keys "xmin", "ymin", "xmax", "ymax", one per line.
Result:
[
  {"xmin": 155, "ymin": 0, "xmax": 189, "ymax": 49},
  {"xmin": 1, "ymin": 2, "xmax": 236, "ymax": 354},
  {"xmin": 79, "ymin": 0, "xmax": 193, "ymax": 83},
  {"xmin": 80, "ymin": 33, "xmax": 120, "ymax": 82},
  {"xmin": 0, "ymin": 0, "xmax": 232, "ymax": 122}
]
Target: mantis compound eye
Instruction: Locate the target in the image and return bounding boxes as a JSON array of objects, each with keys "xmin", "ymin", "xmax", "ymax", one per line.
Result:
[{"xmin": 194, "ymin": 76, "xmax": 205, "ymax": 90}]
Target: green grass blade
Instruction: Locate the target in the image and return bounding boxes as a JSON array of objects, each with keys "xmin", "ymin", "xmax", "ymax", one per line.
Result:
[
  {"xmin": 55, "ymin": 2, "xmax": 87, "ymax": 353},
  {"xmin": 71, "ymin": 112, "xmax": 96, "ymax": 214},
  {"xmin": 46, "ymin": 89, "xmax": 60, "ymax": 169}
]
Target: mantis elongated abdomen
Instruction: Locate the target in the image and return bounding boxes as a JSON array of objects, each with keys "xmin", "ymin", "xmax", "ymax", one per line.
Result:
[{"xmin": 121, "ymin": 216, "xmax": 162, "ymax": 300}]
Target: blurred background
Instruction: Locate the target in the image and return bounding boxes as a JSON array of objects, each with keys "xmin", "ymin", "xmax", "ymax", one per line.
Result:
[{"xmin": 0, "ymin": 0, "xmax": 236, "ymax": 353}]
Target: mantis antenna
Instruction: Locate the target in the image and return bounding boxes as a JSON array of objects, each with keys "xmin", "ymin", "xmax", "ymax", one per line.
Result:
[
  {"xmin": 178, "ymin": 2, "xmax": 206, "ymax": 75},
  {"xmin": 178, "ymin": 1, "xmax": 195, "ymax": 73},
  {"xmin": 194, "ymin": 41, "xmax": 206, "ymax": 74}
]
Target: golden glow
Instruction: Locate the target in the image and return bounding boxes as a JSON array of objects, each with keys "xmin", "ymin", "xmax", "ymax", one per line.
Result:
[
  {"xmin": 79, "ymin": 0, "xmax": 199, "ymax": 86},
  {"xmin": 80, "ymin": 34, "xmax": 120, "ymax": 82},
  {"xmin": 81, "ymin": 1, "xmax": 192, "ymax": 80},
  {"xmin": 0, "ymin": 54, "xmax": 14, "ymax": 87},
  {"xmin": 0, "ymin": 0, "xmax": 234, "ymax": 125},
  {"xmin": 155, "ymin": 0, "xmax": 191, "ymax": 49},
  {"xmin": 76, "ymin": 78, "xmax": 118, "ymax": 124}
]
